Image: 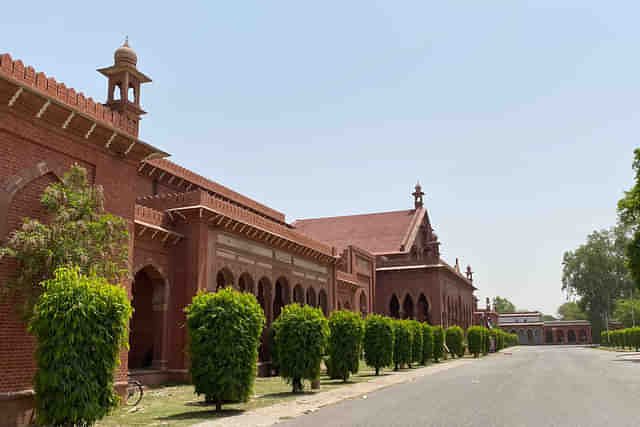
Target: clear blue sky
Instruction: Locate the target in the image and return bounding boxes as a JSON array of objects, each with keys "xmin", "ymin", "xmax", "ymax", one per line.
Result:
[{"xmin": 3, "ymin": 2, "xmax": 639, "ymax": 316}]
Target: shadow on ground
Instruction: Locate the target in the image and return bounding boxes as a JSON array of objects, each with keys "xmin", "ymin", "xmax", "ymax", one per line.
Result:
[{"xmin": 158, "ymin": 408, "xmax": 245, "ymax": 421}]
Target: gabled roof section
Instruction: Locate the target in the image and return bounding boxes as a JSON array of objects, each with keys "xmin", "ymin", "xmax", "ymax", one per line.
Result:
[
  {"xmin": 293, "ymin": 208, "xmax": 423, "ymax": 254},
  {"xmin": 145, "ymin": 158, "xmax": 286, "ymax": 224}
]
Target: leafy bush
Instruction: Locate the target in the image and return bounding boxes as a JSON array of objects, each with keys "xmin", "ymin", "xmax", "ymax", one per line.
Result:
[
  {"xmin": 409, "ymin": 320, "xmax": 423, "ymax": 365},
  {"xmin": 432, "ymin": 326, "xmax": 445, "ymax": 362},
  {"xmin": 28, "ymin": 267, "xmax": 132, "ymax": 426},
  {"xmin": 466, "ymin": 326, "xmax": 483, "ymax": 357},
  {"xmin": 445, "ymin": 326, "xmax": 464, "ymax": 358},
  {"xmin": 273, "ymin": 304, "xmax": 329, "ymax": 392},
  {"xmin": 324, "ymin": 356, "xmax": 341, "ymax": 380},
  {"xmin": 483, "ymin": 328, "xmax": 490, "ymax": 355},
  {"xmin": 363, "ymin": 314, "xmax": 394, "ymax": 375},
  {"xmin": 185, "ymin": 287, "xmax": 265, "ymax": 411},
  {"xmin": 495, "ymin": 330, "xmax": 504, "ymax": 351},
  {"xmin": 327, "ymin": 310, "xmax": 364, "ymax": 382},
  {"xmin": 268, "ymin": 327, "xmax": 279, "ymax": 375},
  {"xmin": 393, "ymin": 320, "xmax": 412, "ymax": 369},
  {"xmin": 422, "ymin": 324, "xmax": 434, "ymax": 364}
]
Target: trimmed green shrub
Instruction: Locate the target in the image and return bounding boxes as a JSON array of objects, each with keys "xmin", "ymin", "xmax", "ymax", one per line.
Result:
[
  {"xmin": 421, "ymin": 324, "xmax": 434, "ymax": 365},
  {"xmin": 466, "ymin": 326, "xmax": 483, "ymax": 357},
  {"xmin": 495, "ymin": 330, "xmax": 504, "ymax": 351},
  {"xmin": 28, "ymin": 267, "xmax": 132, "ymax": 426},
  {"xmin": 328, "ymin": 310, "xmax": 364, "ymax": 382},
  {"xmin": 185, "ymin": 287, "xmax": 265, "ymax": 411},
  {"xmin": 268, "ymin": 327, "xmax": 279, "ymax": 375},
  {"xmin": 483, "ymin": 328, "xmax": 490, "ymax": 355},
  {"xmin": 445, "ymin": 326, "xmax": 464, "ymax": 358},
  {"xmin": 409, "ymin": 320, "xmax": 423, "ymax": 365},
  {"xmin": 273, "ymin": 304, "xmax": 329, "ymax": 392},
  {"xmin": 393, "ymin": 320, "xmax": 412, "ymax": 370},
  {"xmin": 324, "ymin": 356, "xmax": 341, "ymax": 380},
  {"xmin": 363, "ymin": 314, "xmax": 394, "ymax": 375},
  {"xmin": 432, "ymin": 326, "xmax": 445, "ymax": 362}
]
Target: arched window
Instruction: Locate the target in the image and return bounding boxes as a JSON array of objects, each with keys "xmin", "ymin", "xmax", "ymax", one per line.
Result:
[
  {"xmin": 293, "ymin": 284, "xmax": 304, "ymax": 304},
  {"xmin": 403, "ymin": 294, "xmax": 414, "ymax": 319},
  {"xmin": 306, "ymin": 287, "xmax": 317, "ymax": 307},
  {"xmin": 238, "ymin": 272, "xmax": 254, "ymax": 294},
  {"xmin": 216, "ymin": 268, "xmax": 234, "ymax": 291},
  {"xmin": 319, "ymin": 289, "xmax": 328, "ymax": 316},
  {"xmin": 390, "ymin": 294, "xmax": 400, "ymax": 318},
  {"xmin": 360, "ymin": 292, "xmax": 367, "ymax": 317},
  {"xmin": 418, "ymin": 294, "xmax": 430, "ymax": 324}
]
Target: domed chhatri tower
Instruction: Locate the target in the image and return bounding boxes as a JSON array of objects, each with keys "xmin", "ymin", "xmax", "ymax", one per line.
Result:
[{"xmin": 97, "ymin": 38, "xmax": 151, "ymax": 137}]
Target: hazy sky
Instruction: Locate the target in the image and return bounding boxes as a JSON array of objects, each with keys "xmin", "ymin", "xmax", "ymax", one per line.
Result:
[{"xmin": 3, "ymin": 2, "xmax": 639, "ymax": 316}]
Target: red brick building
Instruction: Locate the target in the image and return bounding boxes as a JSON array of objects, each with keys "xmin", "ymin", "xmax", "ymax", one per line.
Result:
[
  {"xmin": 294, "ymin": 183, "xmax": 477, "ymax": 329},
  {"xmin": 0, "ymin": 43, "xmax": 477, "ymax": 425}
]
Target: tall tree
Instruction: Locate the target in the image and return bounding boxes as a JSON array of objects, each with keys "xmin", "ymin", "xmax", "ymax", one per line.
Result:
[
  {"xmin": 0, "ymin": 164, "xmax": 129, "ymax": 318},
  {"xmin": 613, "ymin": 298, "xmax": 640, "ymax": 328},
  {"xmin": 557, "ymin": 301, "xmax": 587, "ymax": 320},
  {"xmin": 618, "ymin": 148, "xmax": 640, "ymax": 292},
  {"xmin": 492, "ymin": 296, "xmax": 516, "ymax": 313},
  {"xmin": 561, "ymin": 226, "xmax": 632, "ymax": 342},
  {"xmin": 542, "ymin": 314, "xmax": 557, "ymax": 321}
]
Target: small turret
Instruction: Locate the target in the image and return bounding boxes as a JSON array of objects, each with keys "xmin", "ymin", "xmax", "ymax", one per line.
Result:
[
  {"xmin": 412, "ymin": 181, "xmax": 424, "ymax": 209},
  {"xmin": 97, "ymin": 38, "xmax": 151, "ymax": 137}
]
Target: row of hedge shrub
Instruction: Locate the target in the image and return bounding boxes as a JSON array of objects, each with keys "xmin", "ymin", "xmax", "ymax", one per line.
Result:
[
  {"xmin": 185, "ymin": 288, "xmax": 521, "ymax": 410},
  {"xmin": 601, "ymin": 328, "xmax": 640, "ymax": 351},
  {"xmin": 466, "ymin": 326, "xmax": 517, "ymax": 357}
]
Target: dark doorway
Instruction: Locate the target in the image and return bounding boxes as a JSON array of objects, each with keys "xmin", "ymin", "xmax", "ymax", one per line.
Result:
[
  {"xmin": 129, "ymin": 266, "xmax": 165, "ymax": 370},
  {"xmin": 319, "ymin": 290, "xmax": 328, "ymax": 316},
  {"xmin": 418, "ymin": 294, "xmax": 431, "ymax": 324},
  {"xmin": 390, "ymin": 295, "xmax": 400, "ymax": 318},
  {"xmin": 403, "ymin": 294, "xmax": 414, "ymax": 319}
]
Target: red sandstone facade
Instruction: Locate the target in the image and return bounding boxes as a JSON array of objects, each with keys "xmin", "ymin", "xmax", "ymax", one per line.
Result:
[{"xmin": 0, "ymin": 43, "xmax": 477, "ymax": 426}]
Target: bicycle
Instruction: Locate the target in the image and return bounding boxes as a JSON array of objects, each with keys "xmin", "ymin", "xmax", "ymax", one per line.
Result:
[{"xmin": 126, "ymin": 378, "xmax": 144, "ymax": 406}]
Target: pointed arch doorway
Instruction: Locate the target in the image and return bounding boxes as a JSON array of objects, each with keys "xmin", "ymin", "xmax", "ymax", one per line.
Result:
[{"xmin": 129, "ymin": 265, "xmax": 168, "ymax": 371}]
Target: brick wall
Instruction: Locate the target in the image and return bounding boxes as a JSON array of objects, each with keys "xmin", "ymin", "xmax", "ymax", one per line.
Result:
[{"xmin": 0, "ymin": 102, "xmax": 138, "ymax": 422}]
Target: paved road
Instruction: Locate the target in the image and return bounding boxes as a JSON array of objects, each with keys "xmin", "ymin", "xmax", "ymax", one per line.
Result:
[{"xmin": 277, "ymin": 346, "xmax": 640, "ymax": 427}]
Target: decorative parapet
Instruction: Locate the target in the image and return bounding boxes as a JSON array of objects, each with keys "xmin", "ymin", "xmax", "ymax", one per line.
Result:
[
  {"xmin": 0, "ymin": 53, "xmax": 136, "ymax": 137},
  {"xmin": 134, "ymin": 204, "xmax": 170, "ymax": 229},
  {"xmin": 137, "ymin": 190, "xmax": 336, "ymax": 257},
  {"xmin": 337, "ymin": 270, "xmax": 359, "ymax": 287},
  {"xmin": 144, "ymin": 159, "xmax": 286, "ymax": 223}
]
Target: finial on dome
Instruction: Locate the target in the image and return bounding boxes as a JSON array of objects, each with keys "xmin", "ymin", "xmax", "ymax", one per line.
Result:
[
  {"xmin": 114, "ymin": 37, "xmax": 137, "ymax": 67},
  {"xmin": 412, "ymin": 180, "xmax": 424, "ymax": 209}
]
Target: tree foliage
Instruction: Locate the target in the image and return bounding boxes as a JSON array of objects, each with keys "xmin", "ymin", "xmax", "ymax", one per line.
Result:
[
  {"xmin": 467, "ymin": 326, "xmax": 483, "ymax": 357},
  {"xmin": 557, "ymin": 301, "xmax": 587, "ymax": 321},
  {"xmin": 432, "ymin": 326, "xmax": 445, "ymax": 362},
  {"xmin": 184, "ymin": 288, "xmax": 265, "ymax": 411},
  {"xmin": 613, "ymin": 298, "xmax": 640, "ymax": 328},
  {"xmin": 392, "ymin": 320, "xmax": 412, "ymax": 370},
  {"xmin": 421, "ymin": 324, "xmax": 433, "ymax": 364},
  {"xmin": 273, "ymin": 304, "xmax": 328, "ymax": 392},
  {"xmin": 445, "ymin": 326, "xmax": 464, "ymax": 358},
  {"xmin": 29, "ymin": 267, "xmax": 132, "ymax": 426},
  {"xmin": 0, "ymin": 164, "xmax": 129, "ymax": 318},
  {"xmin": 408, "ymin": 320, "xmax": 423, "ymax": 365},
  {"xmin": 492, "ymin": 296, "xmax": 516, "ymax": 313},
  {"xmin": 618, "ymin": 148, "xmax": 640, "ymax": 293},
  {"xmin": 363, "ymin": 314, "xmax": 394, "ymax": 376},
  {"xmin": 562, "ymin": 226, "xmax": 633, "ymax": 341},
  {"xmin": 327, "ymin": 310, "xmax": 364, "ymax": 382}
]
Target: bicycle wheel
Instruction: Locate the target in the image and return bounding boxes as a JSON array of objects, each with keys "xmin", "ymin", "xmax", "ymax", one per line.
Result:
[{"xmin": 126, "ymin": 380, "xmax": 143, "ymax": 406}]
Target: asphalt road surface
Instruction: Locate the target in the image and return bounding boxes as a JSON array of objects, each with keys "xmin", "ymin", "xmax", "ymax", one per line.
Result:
[{"xmin": 277, "ymin": 346, "xmax": 640, "ymax": 427}]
